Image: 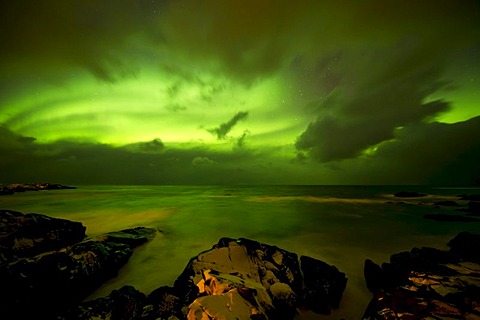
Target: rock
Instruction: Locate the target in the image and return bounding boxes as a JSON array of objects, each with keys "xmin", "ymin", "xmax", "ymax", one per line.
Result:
[
  {"xmin": 0, "ymin": 186, "xmax": 14, "ymax": 195},
  {"xmin": 0, "ymin": 238, "xmax": 133, "ymax": 318},
  {"xmin": 300, "ymin": 255, "xmax": 347, "ymax": 314},
  {"xmin": 447, "ymin": 232, "xmax": 480, "ymax": 262},
  {"xmin": 394, "ymin": 191, "xmax": 426, "ymax": 198},
  {"xmin": 0, "ymin": 209, "xmax": 156, "ymax": 319},
  {"xmin": 144, "ymin": 286, "xmax": 184, "ymax": 319},
  {"xmin": 458, "ymin": 194, "xmax": 480, "ymax": 201},
  {"xmin": 0, "ymin": 209, "xmax": 86, "ymax": 264},
  {"xmin": 173, "ymin": 237, "xmax": 346, "ymax": 320},
  {"xmin": 33, "ymin": 235, "xmax": 345, "ymax": 320},
  {"xmin": 435, "ymin": 200, "xmax": 459, "ymax": 206},
  {"xmin": 58, "ymin": 285, "xmax": 147, "ymax": 320},
  {"xmin": 1, "ymin": 183, "xmax": 76, "ymax": 194},
  {"xmin": 423, "ymin": 213, "xmax": 478, "ymax": 222},
  {"xmin": 362, "ymin": 233, "xmax": 480, "ymax": 320},
  {"xmin": 97, "ymin": 227, "xmax": 158, "ymax": 247},
  {"xmin": 364, "ymin": 259, "xmax": 384, "ymax": 292}
]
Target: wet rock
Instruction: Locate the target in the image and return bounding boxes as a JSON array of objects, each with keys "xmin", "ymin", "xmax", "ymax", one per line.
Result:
[
  {"xmin": 364, "ymin": 259, "xmax": 384, "ymax": 292},
  {"xmin": 362, "ymin": 232, "xmax": 480, "ymax": 320},
  {"xmin": 143, "ymin": 286, "xmax": 184, "ymax": 319},
  {"xmin": 0, "ymin": 238, "xmax": 133, "ymax": 318},
  {"xmin": 0, "ymin": 209, "xmax": 86, "ymax": 264},
  {"xmin": 394, "ymin": 191, "xmax": 426, "ymax": 198},
  {"xmin": 447, "ymin": 232, "xmax": 480, "ymax": 262},
  {"xmin": 300, "ymin": 255, "xmax": 347, "ymax": 314},
  {"xmin": 0, "ymin": 209, "xmax": 156, "ymax": 319},
  {"xmin": 59, "ymin": 237, "xmax": 347, "ymax": 320},
  {"xmin": 58, "ymin": 285, "xmax": 147, "ymax": 320},
  {"xmin": 423, "ymin": 213, "xmax": 478, "ymax": 222},
  {"xmin": 173, "ymin": 237, "xmax": 346, "ymax": 319}
]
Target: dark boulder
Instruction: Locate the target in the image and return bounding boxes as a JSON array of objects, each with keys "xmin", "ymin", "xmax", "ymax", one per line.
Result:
[
  {"xmin": 58, "ymin": 285, "xmax": 147, "ymax": 320},
  {"xmin": 0, "ymin": 209, "xmax": 86, "ymax": 264},
  {"xmin": 447, "ymin": 232, "xmax": 480, "ymax": 262},
  {"xmin": 143, "ymin": 286, "xmax": 184, "ymax": 319},
  {"xmin": 173, "ymin": 237, "xmax": 346, "ymax": 319},
  {"xmin": 300, "ymin": 255, "xmax": 347, "ymax": 314},
  {"xmin": 394, "ymin": 191, "xmax": 426, "ymax": 198},
  {"xmin": 362, "ymin": 233, "xmax": 480, "ymax": 319},
  {"xmin": 0, "ymin": 208, "xmax": 156, "ymax": 319},
  {"xmin": 0, "ymin": 238, "xmax": 133, "ymax": 318},
  {"xmin": 364, "ymin": 259, "xmax": 384, "ymax": 292}
]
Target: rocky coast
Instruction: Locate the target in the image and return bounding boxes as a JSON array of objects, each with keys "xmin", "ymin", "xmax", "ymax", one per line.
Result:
[{"xmin": 1, "ymin": 188, "xmax": 479, "ymax": 319}]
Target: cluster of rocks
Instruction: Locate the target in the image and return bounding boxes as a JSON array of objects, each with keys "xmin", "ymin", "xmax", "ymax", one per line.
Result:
[
  {"xmin": 363, "ymin": 232, "xmax": 480, "ymax": 319},
  {"xmin": 0, "ymin": 183, "xmax": 76, "ymax": 195},
  {"xmin": 0, "ymin": 209, "xmax": 156, "ymax": 319},
  {"xmin": 0, "ymin": 209, "xmax": 347, "ymax": 319},
  {"xmin": 2, "ymin": 203, "xmax": 479, "ymax": 319},
  {"xmin": 392, "ymin": 191, "xmax": 480, "ymax": 222}
]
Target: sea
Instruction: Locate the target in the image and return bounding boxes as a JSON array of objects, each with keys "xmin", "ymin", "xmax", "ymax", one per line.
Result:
[{"xmin": 1, "ymin": 185, "xmax": 479, "ymax": 319}]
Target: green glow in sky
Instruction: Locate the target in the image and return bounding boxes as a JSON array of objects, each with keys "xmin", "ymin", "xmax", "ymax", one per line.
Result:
[{"xmin": 1, "ymin": 0, "xmax": 479, "ymax": 185}]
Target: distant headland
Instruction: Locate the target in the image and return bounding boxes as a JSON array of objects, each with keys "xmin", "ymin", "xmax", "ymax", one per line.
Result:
[{"xmin": 0, "ymin": 183, "xmax": 76, "ymax": 195}]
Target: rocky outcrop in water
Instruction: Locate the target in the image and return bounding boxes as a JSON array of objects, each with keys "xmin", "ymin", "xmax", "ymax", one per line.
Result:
[
  {"xmin": 0, "ymin": 183, "xmax": 76, "ymax": 195},
  {"xmin": 363, "ymin": 232, "xmax": 480, "ymax": 319},
  {"xmin": 0, "ymin": 210, "xmax": 156, "ymax": 319},
  {"xmin": 63, "ymin": 237, "xmax": 347, "ymax": 320}
]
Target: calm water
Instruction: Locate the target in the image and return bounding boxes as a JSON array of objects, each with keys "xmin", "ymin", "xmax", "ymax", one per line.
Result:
[{"xmin": 1, "ymin": 185, "xmax": 479, "ymax": 319}]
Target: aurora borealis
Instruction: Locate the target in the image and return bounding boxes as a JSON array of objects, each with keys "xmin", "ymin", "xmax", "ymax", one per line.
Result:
[{"xmin": 1, "ymin": 0, "xmax": 479, "ymax": 185}]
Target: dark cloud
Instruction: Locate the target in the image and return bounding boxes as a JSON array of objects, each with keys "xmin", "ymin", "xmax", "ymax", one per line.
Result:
[
  {"xmin": 123, "ymin": 138, "xmax": 165, "ymax": 154},
  {"xmin": 236, "ymin": 130, "xmax": 250, "ymax": 148},
  {"xmin": 0, "ymin": 1, "xmax": 164, "ymax": 82},
  {"xmin": 208, "ymin": 111, "xmax": 249, "ymax": 140},
  {"xmin": 295, "ymin": 40, "xmax": 452, "ymax": 162},
  {"xmin": 369, "ymin": 116, "xmax": 480, "ymax": 185}
]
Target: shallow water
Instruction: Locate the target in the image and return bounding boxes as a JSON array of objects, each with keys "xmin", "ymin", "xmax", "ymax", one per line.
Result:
[{"xmin": 1, "ymin": 185, "xmax": 479, "ymax": 319}]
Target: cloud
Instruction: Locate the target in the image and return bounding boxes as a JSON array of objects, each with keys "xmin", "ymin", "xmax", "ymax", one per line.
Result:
[
  {"xmin": 369, "ymin": 116, "xmax": 480, "ymax": 185},
  {"xmin": 236, "ymin": 130, "xmax": 250, "ymax": 148},
  {"xmin": 208, "ymin": 111, "xmax": 249, "ymax": 140},
  {"xmin": 123, "ymin": 138, "xmax": 165, "ymax": 153},
  {"xmin": 295, "ymin": 40, "xmax": 452, "ymax": 162},
  {"xmin": 192, "ymin": 156, "xmax": 215, "ymax": 166}
]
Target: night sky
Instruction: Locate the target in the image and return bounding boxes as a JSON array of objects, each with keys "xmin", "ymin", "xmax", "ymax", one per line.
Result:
[{"xmin": 1, "ymin": 0, "xmax": 479, "ymax": 185}]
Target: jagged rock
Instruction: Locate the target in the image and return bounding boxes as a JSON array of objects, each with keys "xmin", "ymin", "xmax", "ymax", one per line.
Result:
[
  {"xmin": 448, "ymin": 232, "xmax": 480, "ymax": 262},
  {"xmin": 394, "ymin": 191, "xmax": 426, "ymax": 198},
  {"xmin": 143, "ymin": 286, "xmax": 184, "ymax": 319},
  {"xmin": 0, "ymin": 209, "xmax": 86, "ymax": 264},
  {"xmin": 300, "ymin": 255, "xmax": 347, "ymax": 314},
  {"xmin": 0, "ymin": 209, "xmax": 156, "ymax": 319},
  {"xmin": 423, "ymin": 213, "xmax": 478, "ymax": 222},
  {"xmin": 173, "ymin": 237, "xmax": 346, "ymax": 319},
  {"xmin": 58, "ymin": 285, "xmax": 147, "ymax": 320},
  {"xmin": 362, "ymin": 232, "xmax": 480, "ymax": 320},
  {"xmin": 364, "ymin": 259, "xmax": 384, "ymax": 292}
]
